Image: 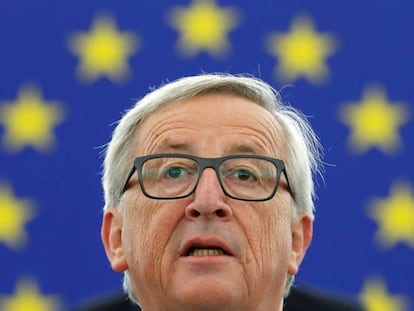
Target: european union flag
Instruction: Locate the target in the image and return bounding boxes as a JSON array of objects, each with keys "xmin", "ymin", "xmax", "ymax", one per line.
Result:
[{"xmin": 1, "ymin": 1, "xmax": 413, "ymax": 310}]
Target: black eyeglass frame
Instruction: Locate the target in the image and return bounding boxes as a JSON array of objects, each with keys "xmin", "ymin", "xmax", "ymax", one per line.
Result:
[{"xmin": 121, "ymin": 153, "xmax": 292, "ymax": 202}]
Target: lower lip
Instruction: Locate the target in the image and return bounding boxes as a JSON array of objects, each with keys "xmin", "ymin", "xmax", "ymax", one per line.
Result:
[{"xmin": 180, "ymin": 255, "xmax": 233, "ymax": 264}]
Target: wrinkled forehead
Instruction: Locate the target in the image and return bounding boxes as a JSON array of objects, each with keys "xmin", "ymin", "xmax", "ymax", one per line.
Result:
[{"xmin": 130, "ymin": 93, "xmax": 287, "ymax": 159}]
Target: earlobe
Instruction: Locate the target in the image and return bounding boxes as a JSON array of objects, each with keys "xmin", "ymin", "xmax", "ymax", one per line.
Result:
[
  {"xmin": 101, "ymin": 208, "xmax": 128, "ymax": 272},
  {"xmin": 287, "ymin": 214, "xmax": 313, "ymax": 275}
]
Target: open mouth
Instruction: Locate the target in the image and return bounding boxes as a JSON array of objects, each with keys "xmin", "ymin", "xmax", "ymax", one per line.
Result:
[
  {"xmin": 181, "ymin": 237, "xmax": 234, "ymax": 258},
  {"xmin": 187, "ymin": 246, "xmax": 228, "ymax": 257}
]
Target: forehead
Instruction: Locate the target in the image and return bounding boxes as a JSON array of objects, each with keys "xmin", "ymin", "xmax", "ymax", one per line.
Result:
[{"xmin": 133, "ymin": 93, "xmax": 287, "ymax": 158}]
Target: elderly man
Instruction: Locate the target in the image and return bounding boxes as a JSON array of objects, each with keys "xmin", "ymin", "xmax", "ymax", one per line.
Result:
[{"xmin": 98, "ymin": 74, "xmax": 357, "ymax": 311}]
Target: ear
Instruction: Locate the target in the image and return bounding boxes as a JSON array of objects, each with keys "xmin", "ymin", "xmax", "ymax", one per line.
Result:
[
  {"xmin": 101, "ymin": 208, "xmax": 128, "ymax": 272},
  {"xmin": 287, "ymin": 213, "xmax": 313, "ymax": 275}
]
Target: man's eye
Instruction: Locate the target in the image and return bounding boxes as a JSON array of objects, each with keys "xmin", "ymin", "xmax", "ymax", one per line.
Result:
[
  {"xmin": 234, "ymin": 169, "xmax": 256, "ymax": 181},
  {"xmin": 166, "ymin": 167, "xmax": 186, "ymax": 179}
]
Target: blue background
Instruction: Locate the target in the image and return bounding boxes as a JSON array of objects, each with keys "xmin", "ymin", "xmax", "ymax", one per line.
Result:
[{"xmin": 0, "ymin": 1, "xmax": 413, "ymax": 310}]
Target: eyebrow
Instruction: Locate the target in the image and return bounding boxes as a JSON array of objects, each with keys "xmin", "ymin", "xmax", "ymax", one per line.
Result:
[
  {"xmin": 153, "ymin": 139, "xmax": 265, "ymax": 156},
  {"xmin": 155, "ymin": 142, "xmax": 194, "ymax": 154},
  {"xmin": 227, "ymin": 144, "xmax": 261, "ymax": 155}
]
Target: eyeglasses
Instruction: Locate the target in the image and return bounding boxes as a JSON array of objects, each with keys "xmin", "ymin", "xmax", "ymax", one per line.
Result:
[{"xmin": 121, "ymin": 154, "xmax": 292, "ymax": 202}]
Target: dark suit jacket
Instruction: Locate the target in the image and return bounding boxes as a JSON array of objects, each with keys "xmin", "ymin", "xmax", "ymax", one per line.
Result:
[{"xmin": 73, "ymin": 285, "xmax": 364, "ymax": 311}]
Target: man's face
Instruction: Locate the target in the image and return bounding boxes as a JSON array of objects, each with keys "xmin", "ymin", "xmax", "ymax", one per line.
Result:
[{"xmin": 102, "ymin": 94, "xmax": 312, "ymax": 311}]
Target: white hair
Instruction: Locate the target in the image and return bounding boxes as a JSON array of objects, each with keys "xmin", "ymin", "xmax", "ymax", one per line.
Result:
[{"xmin": 101, "ymin": 73, "xmax": 323, "ymax": 305}]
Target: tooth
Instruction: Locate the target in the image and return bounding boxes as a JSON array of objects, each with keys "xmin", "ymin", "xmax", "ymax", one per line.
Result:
[{"xmin": 189, "ymin": 248, "xmax": 224, "ymax": 256}]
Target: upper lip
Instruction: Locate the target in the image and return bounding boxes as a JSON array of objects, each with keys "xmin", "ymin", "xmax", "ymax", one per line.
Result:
[{"xmin": 180, "ymin": 236, "xmax": 234, "ymax": 257}]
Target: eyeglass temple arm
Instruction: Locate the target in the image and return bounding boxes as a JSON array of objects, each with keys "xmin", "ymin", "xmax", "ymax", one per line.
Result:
[
  {"xmin": 282, "ymin": 169, "xmax": 294, "ymax": 199},
  {"xmin": 120, "ymin": 166, "xmax": 138, "ymax": 195}
]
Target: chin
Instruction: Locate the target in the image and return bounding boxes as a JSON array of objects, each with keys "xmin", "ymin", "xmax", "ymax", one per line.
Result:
[{"xmin": 171, "ymin": 277, "xmax": 244, "ymax": 309}]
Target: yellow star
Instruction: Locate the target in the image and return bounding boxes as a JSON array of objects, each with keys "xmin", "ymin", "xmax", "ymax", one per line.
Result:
[
  {"xmin": 168, "ymin": 0, "xmax": 239, "ymax": 57},
  {"xmin": 359, "ymin": 277, "xmax": 409, "ymax": 311},
  {"xmin": 68, "ymin": 14, "xmax": 139, "ymax": 82},
  {"xmin": 0, "ymin": 279, "xmax": 60, "ymax": 311},
  {"xmin": 267, "ymin": 15, "xmax": 336, "ymax": 83},
  {"xmin": 0, "ymin": 183, "xmax": 35, "ymax": 249},
  {"xmin": 0, "ymin": 85, "xmax": 64, "ymax": 152},
  {"xmin": 340, "ymin": 86, "xmax": 409, "ymax": 154},
  {"xmin": 368, "ymin": 182, "xmax": 414, "ymax": 248}
]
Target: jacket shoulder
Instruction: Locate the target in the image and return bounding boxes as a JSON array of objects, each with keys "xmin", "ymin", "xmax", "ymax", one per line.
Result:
[
  {"xmin": 284, "ymin": 286, "xmax": 365, "ymax": 311},
  {"xmin": 72, "ymin": 293, "xmax": 139, "ymax": 311}
]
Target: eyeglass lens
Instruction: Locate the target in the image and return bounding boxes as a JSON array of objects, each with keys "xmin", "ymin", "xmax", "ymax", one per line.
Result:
[{"xmin": 140, "ymin": 157, "xmax": 279, "ymax": 200}]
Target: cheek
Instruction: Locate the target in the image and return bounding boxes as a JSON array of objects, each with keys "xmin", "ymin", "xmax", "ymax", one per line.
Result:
[
  {"xmin": 267, "ymin": 196, "xmax": 293, "ymax": 256},
  {"xmin": 122, "ymin": 197, "xmax": 179, "ymax": 285},
  {"xmin": 245, "ymin": 196, "xmax": 293, "ymax": 273},
  {"xmin": 120, "ymin": 197, "xmax": 184, "ymax": 305}
]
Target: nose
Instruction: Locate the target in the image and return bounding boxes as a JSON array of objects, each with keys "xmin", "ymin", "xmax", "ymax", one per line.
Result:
[{"xmin": 185, "ymin": 168, "xmax": 233, "ymax": 220}]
